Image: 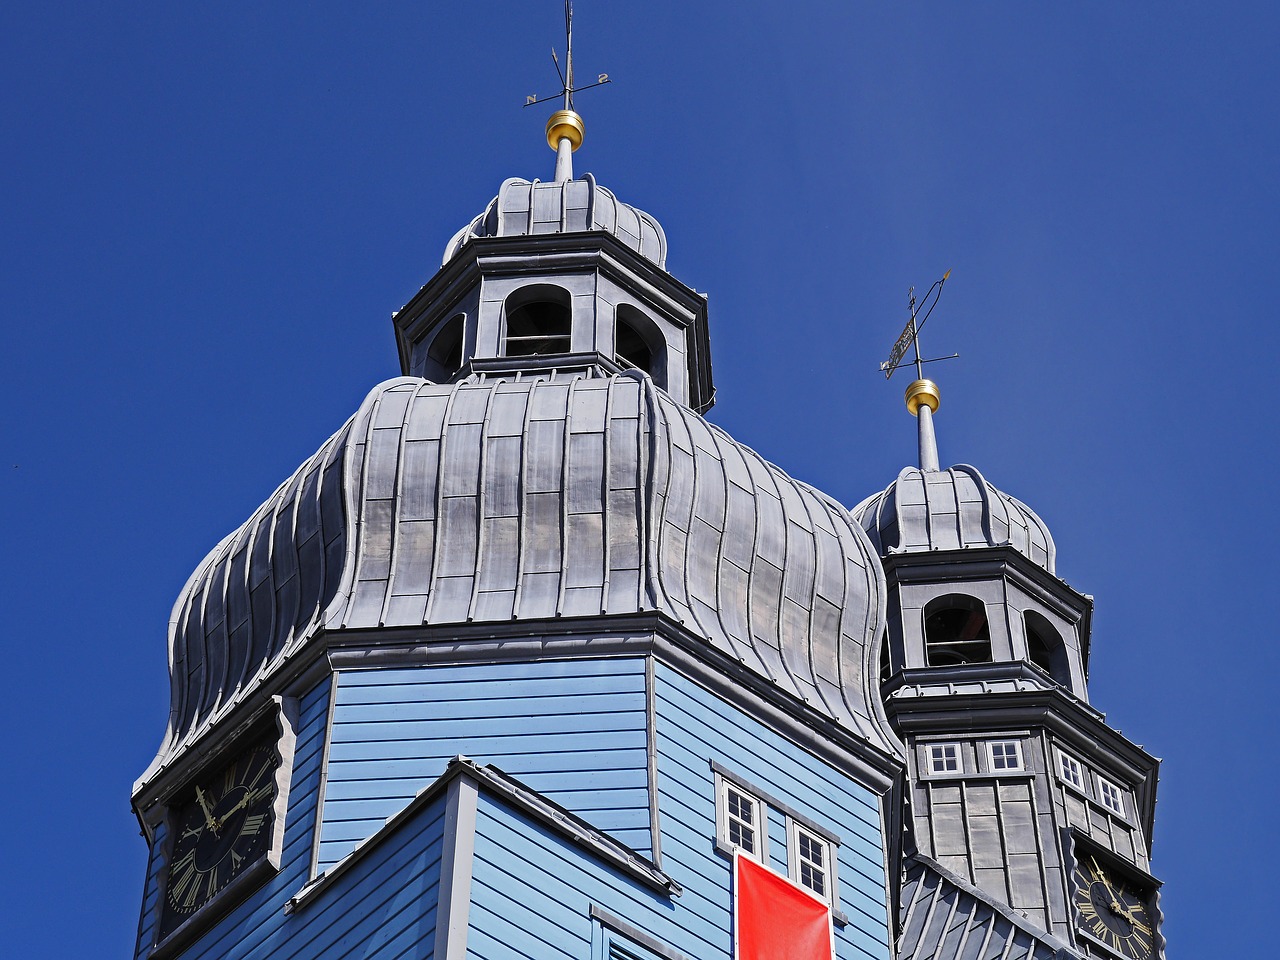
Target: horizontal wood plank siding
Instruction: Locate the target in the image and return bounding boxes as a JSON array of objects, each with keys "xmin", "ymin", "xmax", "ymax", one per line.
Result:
[
  {"xmin": 318, "ymin": 657, "xmax": 650, "ymax": 870},
  {"xmin": 461, "ymin": 662, "xmax": 892, "ymax": 960},
  {"xmin": 653, "ymin": 664, "xmax": 893, "ymax": 960},
  {"xmin": 135, "ymin": 675, "xmax": 449, "ymax": 960}
]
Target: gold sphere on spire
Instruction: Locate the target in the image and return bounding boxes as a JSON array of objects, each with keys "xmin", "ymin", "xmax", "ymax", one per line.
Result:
[
  {"xmin": 905, "ymin": 378, "xmax": 941, "ymax": 416},
  {"xmin": 546, "ymin": 109, "xmax": 585, "ymax": 151}
]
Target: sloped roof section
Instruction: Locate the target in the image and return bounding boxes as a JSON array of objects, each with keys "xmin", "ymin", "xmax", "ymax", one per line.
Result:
[
  {"xmin": 444, "ymin": 174, "xmax": 667, "ymax": 267},
  {"xmin": 853, "ymin": 465, "xmax": 1056, "ymax": 573},
  {"xmin": 140, "ymin": 373, "xmax": 896, "ymax": 787},
  {"xmin": 899, "ymin": 856, "xmax": 1080, "ymax": 960}
]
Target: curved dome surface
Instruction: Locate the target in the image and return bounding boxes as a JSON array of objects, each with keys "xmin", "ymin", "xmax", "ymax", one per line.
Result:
[
  {"xmin": 444, "ymin": 174, "xmax": 667, "ymax": 267},
  {"xmin": 142, "ymin": 373, "xmax": 895, "ymax": 784},
  {"xmin": 853, "ymin": 465, "xmax": 1056, "ymax": 573}
]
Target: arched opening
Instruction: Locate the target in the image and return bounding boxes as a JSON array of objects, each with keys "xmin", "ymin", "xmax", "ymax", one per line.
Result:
[
  {"xmin": 614, "ymin": 304, "xmax": 669, "ymax": 384},
  {"xmin": 879, "ymin": 630, "xmax": 891, "ymax": 685},
  {"xmin": 1024, "ymin": 610, "xmax": 1071, "ymax": 686},
  {"xmin": 504, "ymin": 285, "xmax": 572, "ymax": 358},
  {"xmin": 426, "ymin": 314, "xmax": 465, "ymax": 379},
  {"xmin": 923, "ymin": 594, "xmax": 993, "ymax": 666}
]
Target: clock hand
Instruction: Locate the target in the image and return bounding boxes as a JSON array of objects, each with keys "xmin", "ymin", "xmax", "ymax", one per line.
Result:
[
  {"xmin": 195, "ymin": 786, "xmax": 219, "ymax": 833},
  {"xmin": 214, "ymin": 793, "xmax": 253, "ymax": 829},
  {"xmin": 1090, "ymin": 857, "xmax": 1120, "ymax": 903}
]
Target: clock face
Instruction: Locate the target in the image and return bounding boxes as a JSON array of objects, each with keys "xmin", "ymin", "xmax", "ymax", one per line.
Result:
[
  {"xmin": 158, "ymin": 737, "xmax": 279, "ymax": 938},
  {"xmin": 1073, "ymin": 853, "xmax": 1157, "ymax": 959}
]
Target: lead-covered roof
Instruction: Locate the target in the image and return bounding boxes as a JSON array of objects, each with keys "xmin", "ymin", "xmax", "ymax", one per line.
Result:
[
  {"xmin": 443, "ymin": 174, "xmax": 667, "ymax": 267},
  {"xmin": 139, "ymin": 372, "xmax": 897, "ymax": 787},
  {"xmin": 854, "ymin": 464, "xmax": 1056, "ymax": 573}
]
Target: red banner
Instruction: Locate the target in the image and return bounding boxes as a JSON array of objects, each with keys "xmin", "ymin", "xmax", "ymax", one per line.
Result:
[{"xmin": 734, "ymin": 852, "xmax": 833, "ymax": 960}]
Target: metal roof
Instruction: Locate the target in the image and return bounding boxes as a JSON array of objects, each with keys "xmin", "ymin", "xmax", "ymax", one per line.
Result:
[
  {"xmin": 139, "ymin": 371, "xmax": 897, "ymax": 786},
  {"xmin": 443, "ymin": 174, "xmax": 668, "ymax": 267},
  {"xmin": 853, "ymin": 465, "xmax": 1056, "ymax": 573},
  {"xmin": 898, "ymin": 855, "xmax": 1080, "ymax": 960}
]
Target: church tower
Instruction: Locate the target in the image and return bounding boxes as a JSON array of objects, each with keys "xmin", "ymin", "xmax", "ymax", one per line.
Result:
[
  {"xmin": 128, "ymin": 17, "xmax": 1163, "ymax": 960},
  {"xmin": 854, "ymin": 375, "xmax": 1164, "ymax": 960}
]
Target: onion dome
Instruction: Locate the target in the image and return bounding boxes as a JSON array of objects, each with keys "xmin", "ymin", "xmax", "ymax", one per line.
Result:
[
  {"xmin": 139, "ymin": 373, "xmax": 897, "ymax": 787},
  {"xmin": 853, "ymin": 463, "xmax": 1056, "ymax": 574},
  {"xmin": 443, "ymin": 173, "xmax": 668, "ymax": 268}
]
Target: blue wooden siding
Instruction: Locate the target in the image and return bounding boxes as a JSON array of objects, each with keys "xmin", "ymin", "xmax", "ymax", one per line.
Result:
[
  {"xmin": 134, "ymin": 819, "xmax": 167, "ymax": 954},
  {"xmin": 460, "ymin": 664, "xmax": 892, "ymax": 960},
  {"xmin": 317, "ymin": 657, "xmax": 650, "ymax": 870},
  {"xmin": 135, "ymin": 673, "xmax": 450, "ymax": 960},
  {"xmin": 652, "ymin": 664, "xmax": 892, "ymax": 960}
]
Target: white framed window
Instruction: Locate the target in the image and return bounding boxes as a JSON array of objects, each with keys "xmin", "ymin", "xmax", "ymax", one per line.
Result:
[
  {"xmin": 787, "ymin": 820, "xmax": 836, "ymax": 906},
  {"xmin": 1097, "ymin": 776, "xmax": 1125, "ymax": 816},
  {"xmin": 987, "ymin": 740, "xmax": 1024, "ymax": 772},
  {"xmin": 715, "ymin": 774, "xmax": 766, "ymax": 861},
  {"xmin": 927, "ymin": 742, "xmax": 962, "ymax": 774},
  {"xmin": 1057, "ymin": 751, "xmax": 1084, "ymax": 790}
]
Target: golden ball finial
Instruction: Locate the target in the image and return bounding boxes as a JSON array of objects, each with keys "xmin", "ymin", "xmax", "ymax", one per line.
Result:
[
  {"xmin": 905, "ymin": 378, "xmax": 941, "ymax": 416},
  {"xmin": 546, "ymin": 109, "xmax": 585, "ymax": 152}
]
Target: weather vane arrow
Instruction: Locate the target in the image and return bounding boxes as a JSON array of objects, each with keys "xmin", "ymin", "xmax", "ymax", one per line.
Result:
[
  {"xmin": 880, "ymin": 269, "xmax": 958, "ymax": 380},
  {"xmin": 524, "ymin": 1, "xmax": 612, "ymax": 110}
]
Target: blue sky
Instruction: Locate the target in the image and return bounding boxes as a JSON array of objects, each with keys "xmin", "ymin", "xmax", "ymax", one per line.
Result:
[{"xmin": 2, "ymin": 3, "xmax": 1275, "ymax": 957}]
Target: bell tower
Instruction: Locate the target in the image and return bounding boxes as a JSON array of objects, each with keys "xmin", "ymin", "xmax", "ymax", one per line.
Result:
[{"xmin": 855, "ymin": 347, "xmax": 1165, "ymax": 958}]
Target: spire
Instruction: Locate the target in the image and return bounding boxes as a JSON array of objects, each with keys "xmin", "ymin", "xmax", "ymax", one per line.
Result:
[
  {"xmin": 878, "ymin": 270, "xmax": 957, "ymax": 473},
  {"xmin": 524, "ymin": 1, "xmax": 610, "ymax": 183},
  {"xmin": 905, "ymin": 379, "xmax": 942, "ymax": 471}
]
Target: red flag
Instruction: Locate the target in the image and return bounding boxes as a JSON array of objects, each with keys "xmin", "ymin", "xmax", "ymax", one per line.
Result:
[{"xmin": 734, "ymin": 851, "xmax": 833, "ymax": 960}]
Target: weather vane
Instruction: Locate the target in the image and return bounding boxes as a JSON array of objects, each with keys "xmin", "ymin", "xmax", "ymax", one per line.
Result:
[
  {"xmin": 879, "ymin": 269, "xmax": 959, "ymax": 381},
  {"xmin": 524, "ymin": 1, "xmax": 611, "ymax": 110}
]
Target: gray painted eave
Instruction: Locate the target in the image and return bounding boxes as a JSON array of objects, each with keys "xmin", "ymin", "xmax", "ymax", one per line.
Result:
[{"xmin": 286, "ymin": 756, "xmax": 679, "ymax": 915}]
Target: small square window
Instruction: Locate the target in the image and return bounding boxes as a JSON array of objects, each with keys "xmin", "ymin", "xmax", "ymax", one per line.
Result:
[
  {"xmin": 1097, "ymin": 776, "xmax": 1125, "ymax": 816},
  {"xmin": 988, "ymin": 740, "xmax": 1024, "ymax": 772},
  {"xmin": 1057, "ymin": 751, "xmax": 1084, "ymax": 789},
  {"xmin": 928, "ymin": 743, "xmax": 962, "ymax": 774},
  {"xmin": 787, "ymin": 820, "xmax": 836, "ymax": 906},
  {"xmin": 715, "ymin": 775, "xmax": 766, "ymax": 861}
]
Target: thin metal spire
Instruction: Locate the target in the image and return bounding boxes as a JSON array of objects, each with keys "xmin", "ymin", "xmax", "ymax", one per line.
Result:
[{"xmin": 524, "ymin": 1, "xmax": 612, "ymax": 182}]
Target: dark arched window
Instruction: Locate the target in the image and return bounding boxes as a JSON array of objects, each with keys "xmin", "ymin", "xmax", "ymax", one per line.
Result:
[
  {"xmin": 1024, "ymin": 610, "xmax": 1071, "ymax": 686},
  {"xmin": 504, "ymin": 285, "xmax": 572, "ymax": 357},
  {"xmin": 614, "ymin": 305, "xmax": 667, "ymax": 389},
  {"xmin": 425, "ymin": 313, "xmax": 465, "ymax": 380},
  {"xmin": 923, "ymin": 594, "xmax": 992, "ymax": 666}
]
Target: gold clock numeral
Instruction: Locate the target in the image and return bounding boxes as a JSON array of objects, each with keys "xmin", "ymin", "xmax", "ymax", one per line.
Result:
[
  {"xmin": 182, "ymin": 873, "xmax": 201, "ymax": 909},
  {"xmin": 240, "ymin": 813, "xmax": 266, "ymax": 837},
  {"xmin": 247, "ymin": 755, "xmax": 274, "ymax": 790},
  {"xmin": 1092, "ymin": 919, "xmax": 1108, "ymax": 937},
  {"xmin": 248, "ymin": 782, "xmax": 274, "ymax": 804},
  {"xmin": 231, "ymin": 850, "xmax": 243, "ymax": 868},
  {"xmin": 222, "ymin": 766, "xmax": 236, "ymax": 796}
]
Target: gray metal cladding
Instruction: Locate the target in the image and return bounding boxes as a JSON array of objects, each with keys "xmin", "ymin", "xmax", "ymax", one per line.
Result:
[
  {"xmin": 898, "ymin": 857, "xmax": 1079, "ymax": 960},
  {"xmin": 444, "ymin": 174, "xmax": 668, "ymax": 268},
  {"xmin": 854, "ymin": 465, "xmax": 1056, "ymax": 573},
  {"xmin": 141, "ymin": 371, "xmax": 895, "ymax": 785}
]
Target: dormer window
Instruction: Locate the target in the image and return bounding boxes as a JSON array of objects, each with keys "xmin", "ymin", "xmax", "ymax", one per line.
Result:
[
  {"xmin": 923, "ymin": 594, "xmax": 993, "ymax": 666},
  {"xmin": 504, "ymin": 284, "xmax": 572, "ymax": 357}
]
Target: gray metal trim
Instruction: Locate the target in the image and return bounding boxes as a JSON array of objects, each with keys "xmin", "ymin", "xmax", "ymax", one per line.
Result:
[
  {"xmin": 708, "ymin": 760, "xmax": 841, "ymax": 845},
  {"xmin": 286, "ymin": 756, "xmax": 680, "ymax": 916},
  {"xmin": 306, "ymin": 675, "xmax": 340, "ymax": 882},
  {"xmin": 589, "ymin": 904, "xmax": 693, "ymax": 960},
  {"xmin": 325, "ymin": 613, "xmax": 903, "ymax": 790},
  {"xmin": 645, "ymin": 654, "xmax": 663, "ymax": 869},
  {"xmin": 435, "ymin": 775, "xmax": 478, "ymax": 960}
]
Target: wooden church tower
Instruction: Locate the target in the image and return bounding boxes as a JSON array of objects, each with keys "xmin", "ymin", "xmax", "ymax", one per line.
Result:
[{"xmin": 130, "ymin": 19, "xmax": 1165, "ymax": 960}]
